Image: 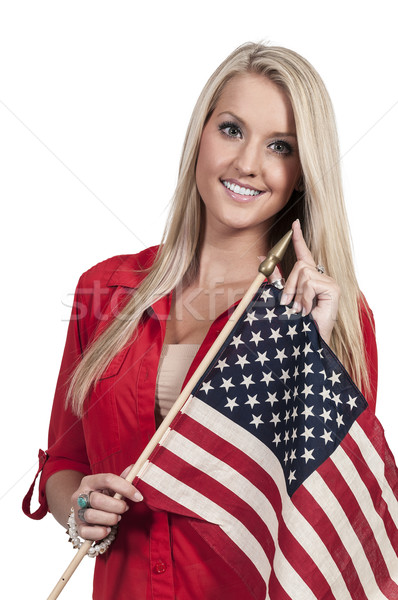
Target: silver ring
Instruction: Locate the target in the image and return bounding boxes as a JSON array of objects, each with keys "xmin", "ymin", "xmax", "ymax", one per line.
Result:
[
  {"xmin": 271, "ymin": 278, "xmax": 286, "ymax": 290},
  {"xmin": 77, "ymin": 492, "xmax": 92, "ymax": 509},
  {"xmin": 78, "ymin": 507, "xmax": 88, "ymax": 523},
  {"xmin": 316, "ymin": 264, "xmax": 325, "ymax": 275}
]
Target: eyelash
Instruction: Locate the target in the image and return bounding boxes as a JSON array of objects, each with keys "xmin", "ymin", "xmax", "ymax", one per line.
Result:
[{"xmin": 218, "ymin": 121, "xmax": 293, "ymax": 157}]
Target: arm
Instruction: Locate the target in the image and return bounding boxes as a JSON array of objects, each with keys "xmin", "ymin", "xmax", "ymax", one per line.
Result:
[{"xmin": 46, "ymin": 470, "xmax": 85, "ymax": 528}]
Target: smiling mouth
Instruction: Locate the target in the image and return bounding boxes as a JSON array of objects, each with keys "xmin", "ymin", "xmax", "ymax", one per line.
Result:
[{"xmin": 221, "ymin": 180, "xmax": 262, "ymax": 197}]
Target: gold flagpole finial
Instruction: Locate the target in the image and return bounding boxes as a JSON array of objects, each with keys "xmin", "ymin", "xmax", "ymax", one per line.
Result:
[{"xmin": 258, "ymin": 230, "xmax": 293, "ymax": 277}]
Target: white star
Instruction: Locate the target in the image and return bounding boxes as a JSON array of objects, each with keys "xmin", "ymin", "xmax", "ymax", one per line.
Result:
[
  {"xmin": 241, "ymin": 374, "xmax": 255, "ymax": 389},
  {"xmin": 301, "ymin": 448, "xmax": 315, "ymax": 463},
  {"xmin": 235, "ymin": 354, "xmax": 249, "ymax": 369},
  {"xmin": 261, "ymin": 288, "xmax": 273, "ymax": 302},
  {"xmin": 231, "ymin": 335, "xmax": 244, "ymax": 348},
  {"xmin": 225, "ymin": 397, "xmax": 238, "ymax": 411},
  {"xmin": 282, "ymin": 306, "xmax": 296, "ymax": 320},
  {"xmin": 317, "ymin": 348, "xmax": 324, "ymax": 358},
  {"xmin": 292, "ymin": 345, "xmax": 300, "ymax": 359},
  {"xmin": 320, "ymin": 429, "xmax": 333, "ymax": 444},
  {"xmin": 293, "ymin": 386, "xmax": 299, "ymax": 399},
  {"xmin": 336, "ymin": 413, "xmax": 345, "ymax": 427},
  {"xmin": 320, "ymin": 408, "xmax": 332, "ymax": 423},
  {"xmin": 255, "ymin": 351, "xmax": 269, "ymax": 366},
  {"xmin": 290, "ymin": 449, "xmax": 297, "ymax": 462},
  {"xmin": 215, "ymin": 358, "xmax": 229, "ymax": 373},
  {"xmin": 264, "ymin": 308, "xmax": 277, "ymax": 322},
  {"xmin": 261, "ymin": 371, "xmax": 274, "ymax": 385},
  {"xmin": 291, "ymin": 427, "xmax": 298, "ymax": 441},
  {"xmin": 302, "ymin": 363, "xmax": 314, "ymax": 377},
  {"xmin": 275, "ymin": 348, "xmax": 288, "ymax": 363},
  {"xmin": 244, "ymin": 310, "xmax": 258, "ymax": 325},
  {"xmin": 319, "ymin": 386, "xmax": 331, "ymax": 401},
  {"xmin": 301, "ymin": 404, "xmax": 314, "ymax": 420},
  {"xmin": 250, "ymin": 414, "xmax": 264, "ymax": 429},
  {"xmin": 269, "ymin": 328, "xmax": 282, "ymax": 343},
  {"xmin": 283, "ymin": 389, "xmax": 291, "ymax": 403},
  {"xmin": 283, "ymin": 430, "xmax": 290, "ymax": 444},
  {"xmin": 284, "ymin": 452, "xmax": 289, "ymax": 465},
  {"xmin": 303, "ymin": 342, "xmax": 313, "ymax": 356},
  {"xmin": 347, "ymin": 395, "xmax": 358, "ymax": 410},
  {"xmin": 288, "ymin": 470, "xmax": 296, "ymax": 484},
  {"xmin": 301, "ymin": 426, "xmax": 315, "ymax": 441},
  {"xmin": 287, "ymin": 324, "xmax": 298, "ymax": 339},
  {"xmin": 280, "ymin": 368, "xmax": 290, "ymax": 384},
  {"xmin": 302, "ymin": 321, "xmax": 311, "ymax": 334},
  {"xmin": 245, "ymin": 394, "xmax": 259, "ymax": 408},
  {"xmin": 302, "ymin": 383, "xmax": 314, "ymax": 398},
  {"xmin": 319, "ymin": 369, "xmax": 327, "ymax": 380},
  {"xmin": 220, "ymin": 377, "xmax": 235, "ymax": 392},
  {"xmin": 331, "ymin": 393, "xmax": 342, "ymax": 407},
  {"xmin": 291, "ymin": 407, "xmax": 298, "ymax": 421},
  {"xmin": 284, "ymin": 410, "xmax": 291, "ymax": 423},
  {"xmin": 265, "ymin": 392, "xmax": 278, "ymax": 407},
  {"xmin": 272, "ymin": 432, "xmax": 282, "ymax": 447},
  {"xmin": 200, "ymin": 381, "xmax": 214, "ymax": 394},
  {"xmin": 293, "ymin": 366, "xmax": 300, "ymax": 380},
  {"xmin": 270, "ymin": 412, "xmax": 281, "ymax": 426},
  {"xmin": 250, "ymin": 331, "xmax": 264, "ymax": 346},
  {"xmin": 328, "ymin": 371, "xmax": 341, "ymax": 386}
]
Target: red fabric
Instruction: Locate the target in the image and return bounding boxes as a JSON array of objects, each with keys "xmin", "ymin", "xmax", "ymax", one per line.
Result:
[{"xmin": 22, "ymin": 246, "xmax": 378, "ymax": 600}]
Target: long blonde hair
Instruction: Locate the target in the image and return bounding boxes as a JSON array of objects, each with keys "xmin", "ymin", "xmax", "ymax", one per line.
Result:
[{"xmin": 68, "ymin": 42, "xmax": 370, "ymax": 416}]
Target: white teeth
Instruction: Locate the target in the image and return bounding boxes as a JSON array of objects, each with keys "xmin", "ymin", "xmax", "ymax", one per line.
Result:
[{"xmin": 222, "ymin": 181, "xmax": 260, "ymax": 196}]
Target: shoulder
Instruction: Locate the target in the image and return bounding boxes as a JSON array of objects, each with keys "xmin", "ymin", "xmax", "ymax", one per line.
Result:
[{"xmin": 77, "ymin": 245, "xmax": 160, "ymax": 290}]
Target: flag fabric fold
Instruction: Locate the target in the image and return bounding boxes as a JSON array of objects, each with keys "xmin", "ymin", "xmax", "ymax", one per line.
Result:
[{"xmin": 134, "ymin": 283, "xmax": 398, "ymax": 599}]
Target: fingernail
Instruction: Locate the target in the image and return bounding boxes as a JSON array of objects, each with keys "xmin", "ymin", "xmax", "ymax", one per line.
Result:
[
  {"xmin": 117, "ymin": 515, "xmax": 122, "ymax": 522},
  {"xmin": 280, "ymin": 293, "xmax": 289, "ymax": 305},
  {"xmin": 124, "ymin": 505, "xmax": 130, "ymax": 512},
  {"xmin": 293, "ymin": 301, "xmax": 301, "ymax": 312},
  {"xmin": 133, "ymin": 491, "xmax": 144, "ymax": 502},
  {"xmin": 106, "ymin": 527, "xmax": 111, "ymax": 534}
]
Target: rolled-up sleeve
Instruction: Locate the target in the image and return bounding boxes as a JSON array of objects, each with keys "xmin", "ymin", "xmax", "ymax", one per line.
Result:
[{"xmin": 23, "ymin": 276, "xmax": 91, "ymax": 519}]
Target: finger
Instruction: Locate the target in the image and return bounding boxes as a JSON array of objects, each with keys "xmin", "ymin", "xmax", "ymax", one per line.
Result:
[
  {"xmin": 74, "ymin": 473, "xmax": 141, "ymax": 503},
  {"xmin": 89, "ymin": 490, "xmax": 130, "ymax": 515},
  {"xmin": 77, "ymin": 523, "xmax": 112, "ymax": 542},
  {"xmin": 78, "ymin": 508, "xmax": 121, "ymax": 527},
  {"xmin": 291, "ymin": 219, "xmax": 315, "ymax": 265}
]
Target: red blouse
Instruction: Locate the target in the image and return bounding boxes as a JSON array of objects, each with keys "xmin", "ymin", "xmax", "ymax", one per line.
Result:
[{"xmin": 23, "ymin": 246, "xmax": 378, "ymax": 600}]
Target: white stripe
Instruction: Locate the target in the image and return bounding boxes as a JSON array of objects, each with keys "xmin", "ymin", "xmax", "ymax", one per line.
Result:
[
  {"xmin": 331, "ymin": 444, "xmax": 398, "ymax": 582},
  {"xmin": 139, "ymin": 462, "xmax": 271, "ymax": 584},
  {"xmin": 304, "ymin": 470, "xmax": 390, "ymax": 599},
  {"xmin": 350, "ymin": 421, "xmax": 398, "ymax": 527},
  {"xmin": 184, "ymin": 398, "xmax": 350, "ymax": 599}
]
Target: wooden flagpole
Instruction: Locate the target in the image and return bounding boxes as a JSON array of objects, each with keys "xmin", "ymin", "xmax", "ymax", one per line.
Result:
[{"xmin": 47, "ymin": 230, "xmax": 292, "ymax": 600}]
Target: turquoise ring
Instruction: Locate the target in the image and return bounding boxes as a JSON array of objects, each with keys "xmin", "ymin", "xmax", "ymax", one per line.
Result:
[{"xmin": 77, "ymin": 492, "xmax": 91, "ymax": 509}]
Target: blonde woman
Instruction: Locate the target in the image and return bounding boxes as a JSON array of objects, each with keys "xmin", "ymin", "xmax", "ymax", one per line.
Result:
[{"xmin": 24, "ymin": 42, "xmax": 377, "ymax": 599}]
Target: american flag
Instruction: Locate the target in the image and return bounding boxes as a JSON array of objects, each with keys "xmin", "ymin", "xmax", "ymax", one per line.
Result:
[{"xmin": 134, "ymin": 283, "xmax": 398, "ymax": 599}]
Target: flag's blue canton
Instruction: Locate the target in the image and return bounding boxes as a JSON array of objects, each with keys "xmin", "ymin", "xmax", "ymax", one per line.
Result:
[{"xmin": 192, "ymin": 284, "xmax": 368, "ymax": 495}]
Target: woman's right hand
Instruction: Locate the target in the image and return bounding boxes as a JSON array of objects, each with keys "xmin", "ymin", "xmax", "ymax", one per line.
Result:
[{"xmin": 71, "ymin": 470, "xmax": 143, "ymax": 541}]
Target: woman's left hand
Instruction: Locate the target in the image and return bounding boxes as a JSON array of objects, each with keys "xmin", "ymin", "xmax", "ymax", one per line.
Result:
[{"xmin": 271, "ymin": 219, "xmax": 340, "ymax": 344}]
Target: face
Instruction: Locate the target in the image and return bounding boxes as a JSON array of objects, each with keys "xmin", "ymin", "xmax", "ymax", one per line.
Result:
[{"xmin": 196, "ymin": 73, "xmax": 302, "ymax": 240}]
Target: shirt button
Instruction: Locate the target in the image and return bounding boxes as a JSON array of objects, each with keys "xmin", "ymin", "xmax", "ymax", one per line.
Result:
[{"xmin": 153, "ymin": 560, "xmax": 167, "ymax": 574}]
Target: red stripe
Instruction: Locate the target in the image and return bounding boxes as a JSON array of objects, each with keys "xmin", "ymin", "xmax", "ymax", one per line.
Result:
[
  {"xmin": 317, "ymin": 457, "xmax": 398, "ymax": 596},
  {"xmin": 342, "ymin": 431, "xmax": 398, "ymax": 549},
  {"xmin": 153, "ymin": 445, "xmax": 276, "ymax": 563},
  {"xmin": 357, "ymin": 411, "xmax": 398, "ymax": 497},
  {"xmin": 293, "ymin": 483, "xmax": 366, "ymax": 598},
  {"xmin": 190, "ymin": 520, "xmax": 266, "ymax": 600}
]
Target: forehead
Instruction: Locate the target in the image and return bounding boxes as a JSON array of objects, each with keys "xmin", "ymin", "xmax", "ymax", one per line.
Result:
[{"xmin": 215, "ymin": 73, "xmax": 295, "ymax": 131}]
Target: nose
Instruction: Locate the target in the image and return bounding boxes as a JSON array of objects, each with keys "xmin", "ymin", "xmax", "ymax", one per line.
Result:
[{"xmin": 233, "ymin": 139, "xmax": 262, "ymax": 177}]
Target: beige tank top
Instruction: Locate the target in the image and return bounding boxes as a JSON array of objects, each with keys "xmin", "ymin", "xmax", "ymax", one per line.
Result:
[{"xmin": 155, "ymin": 344, "xmax": 200, "ymax": 428}]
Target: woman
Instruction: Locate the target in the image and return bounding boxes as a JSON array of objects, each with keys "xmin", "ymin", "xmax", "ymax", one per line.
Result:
[{"xmin": 24, "ymin": 42, "xmax": 377, "ymax": 599}]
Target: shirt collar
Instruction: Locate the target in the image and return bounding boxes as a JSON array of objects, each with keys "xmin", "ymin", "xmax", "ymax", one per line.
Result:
[{"xmin": 106, "ymin": 246, "xmax": 159, "ymax": 289}]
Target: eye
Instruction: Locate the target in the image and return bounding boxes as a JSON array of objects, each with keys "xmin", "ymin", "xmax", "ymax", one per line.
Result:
[
  {"xmin": 218, "ymin": 121, "xmax": 242, "ymax": 139},
  {"xmin": 268, "ymin": 140, "xmax": 293, "ymax": 155}
]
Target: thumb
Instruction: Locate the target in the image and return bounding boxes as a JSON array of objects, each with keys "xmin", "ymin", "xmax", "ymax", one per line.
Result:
[{"xmin": 267, "ymin": 264, "xmax": 283, "ymax": 284}]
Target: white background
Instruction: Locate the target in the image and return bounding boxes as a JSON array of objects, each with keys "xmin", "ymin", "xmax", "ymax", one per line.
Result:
[{"xmin": 1, "ymin": 1, "xmax": 397, "ymax": 598}]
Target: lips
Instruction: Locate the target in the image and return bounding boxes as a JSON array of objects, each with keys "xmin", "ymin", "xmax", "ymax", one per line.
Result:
[{"xmin": 221, "ymin": 179, "xmax": 263, "ymax": 197}]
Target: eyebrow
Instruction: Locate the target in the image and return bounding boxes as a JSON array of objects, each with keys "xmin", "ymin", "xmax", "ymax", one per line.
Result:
[{"xmin": 217, "ymin": 111, "xmax": 297, "ymax": 139}]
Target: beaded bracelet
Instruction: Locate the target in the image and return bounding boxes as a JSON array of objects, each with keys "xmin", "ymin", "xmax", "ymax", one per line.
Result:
[{"xmin": 66, "ymin": 507, "xmax": 118, "ymax": 557}]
